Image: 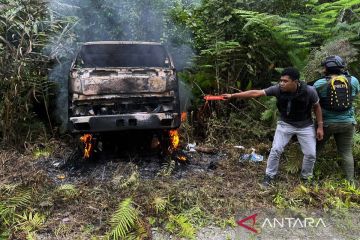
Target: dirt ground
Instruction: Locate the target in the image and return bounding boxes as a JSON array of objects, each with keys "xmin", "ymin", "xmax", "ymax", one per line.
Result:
[{"xmin": 0, "ymin": 135, "xmax": 359, "ymax": 239}]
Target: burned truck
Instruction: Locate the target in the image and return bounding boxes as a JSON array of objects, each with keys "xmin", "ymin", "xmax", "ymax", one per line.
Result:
[{"xmin": 68, "ymin": 41, "xmax": 181, "ymax": 155}]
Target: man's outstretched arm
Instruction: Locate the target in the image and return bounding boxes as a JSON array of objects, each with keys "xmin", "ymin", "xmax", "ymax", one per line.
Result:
[{"xmin": 222, "ymin": 90, "xmax": 266, "ymax": 99}]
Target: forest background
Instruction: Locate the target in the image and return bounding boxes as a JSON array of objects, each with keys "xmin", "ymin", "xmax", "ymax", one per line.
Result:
[
  {"xmin": 0, "ymin": 0, "xmax": 360, "ymax": 239},
  {"xmin": 0, "ymin": 0, "xmax": 359, "ymax": 144}
]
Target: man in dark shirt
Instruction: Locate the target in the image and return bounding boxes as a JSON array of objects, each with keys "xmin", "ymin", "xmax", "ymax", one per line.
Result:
[{"xmin": 223, "ymin": 67, "xmax": 324, "ymax": 187}]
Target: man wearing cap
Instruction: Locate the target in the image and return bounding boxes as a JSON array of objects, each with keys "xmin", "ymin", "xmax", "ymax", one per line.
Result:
[{"xmin": 313, "ymin": 55, "xmax": 360, "ymax": 183}]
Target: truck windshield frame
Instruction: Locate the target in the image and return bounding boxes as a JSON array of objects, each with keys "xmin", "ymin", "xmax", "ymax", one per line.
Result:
[{"xmin": 75, "ymin": 44, "xmax": 170, "ymax": 68}]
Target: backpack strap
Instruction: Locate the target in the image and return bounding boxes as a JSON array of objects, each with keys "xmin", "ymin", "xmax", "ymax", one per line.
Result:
[
  {"xmin": 329, "ymin": 75, "xmax": 349, "ymax": 91},
  {"xmin": 345, "ymin": 74, "xmax": 352, "ymax": 83},
  {"xmin": 343, "ymin": 74, "xmax": 355, "ymax": 98}
]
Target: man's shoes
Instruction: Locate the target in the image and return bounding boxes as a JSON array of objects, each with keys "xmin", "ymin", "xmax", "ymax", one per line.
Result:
[
  {"xmin": 300, "ymin": 176, "xmax": 314, "ymax": 186},
  {"xmin": 261, "ymin": 175, "xmax": 275, "ymax": 188}
]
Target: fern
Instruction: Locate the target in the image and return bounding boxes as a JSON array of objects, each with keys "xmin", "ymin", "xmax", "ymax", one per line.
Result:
[
  {"xmin": 152, "ymin": 197, "xmax": 169, "ymax": 214},
  {"xmin": 0, "ymin": 202, "xmax": 13, "ymax": 226},
  {"xmin": 56, "ymin": 184, "xmax": 78, "ymax": 199},
  {"xmin": 182, "ymin": 207, "xmax": 208, "ymax": 228},
  {"xmin": 16, "ymin": 211, "xmax": 45, "ymax": 233},
  {"xmin": 341, "ymin": 180, "xmax": 360, "ymax": 195},
  {"xmin": 108, "ymin": 198, "xmax": 139, "ymax": 240},
  {"xmin": 273, "ymin": 191, "xmax": 288, "ymax": 209},
  {"xmin": 124, "ymin": 219, "xmax": 149, "ymax": 240},
  {"xmin": 157, "ymin": 159, "xmax": 176, "ymax": 177},
  {"xmin": 0, "ymin": 188, "xmax": 32, "ymax": 231},
  {"xmin": 5, "ymin": 190, "xmax": 31, "ymax": 210},
  {"xmin": 112, "ymin": 168, "xmax": 140, "ymax": 190},
  {"xmin": 233, "ymin": 0, "xmax": 360, "ymax": 71},
  {"xmin": 26, "ymin": 232, "xmax": 36, "ymax": 240},
  {"xmin": 0, "ymin": 184, "xmax": 20, "ymax": 194},
  {"xmin": 53, "ymin": 222, "xmax": 72, "ymax": 238},
  {"xmin": 306, "ymin": 0, "xmax": 360, "ymax": 41},
  {"xmin": 165, "ymin": 214, "xmax": 196, "ymax": 240}
]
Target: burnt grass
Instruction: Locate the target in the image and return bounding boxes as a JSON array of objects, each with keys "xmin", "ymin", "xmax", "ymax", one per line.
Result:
[{"xmin": 1, "ymin": 131, "xmax": 360, "ymax": 238}]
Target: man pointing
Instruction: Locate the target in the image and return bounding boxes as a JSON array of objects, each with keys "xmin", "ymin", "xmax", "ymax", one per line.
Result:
[{"xmin": 223, "ymin": 67, "xmax": 323, "ymax": 187}]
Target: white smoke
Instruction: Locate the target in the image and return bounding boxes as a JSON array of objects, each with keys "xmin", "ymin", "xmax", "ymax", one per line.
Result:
[{"xmin": 46, "ymin": 0, "xmax": 196, "ymax": 132}]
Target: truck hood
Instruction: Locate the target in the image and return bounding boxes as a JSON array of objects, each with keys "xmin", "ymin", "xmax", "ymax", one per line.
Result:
[{"xmin": 70, "ymin": 68, "xmax": 174, "ymax": 96}]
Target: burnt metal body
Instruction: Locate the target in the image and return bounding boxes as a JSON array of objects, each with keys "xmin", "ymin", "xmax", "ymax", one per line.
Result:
[{"xmin": 68, "ymin": 41, "xmax": 180, "ymax": 133}]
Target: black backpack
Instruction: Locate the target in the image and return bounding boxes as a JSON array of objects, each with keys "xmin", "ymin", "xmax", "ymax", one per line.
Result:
[{"xmin": 319, "ymin": 75, "xmax": 353, "ymax": 111}]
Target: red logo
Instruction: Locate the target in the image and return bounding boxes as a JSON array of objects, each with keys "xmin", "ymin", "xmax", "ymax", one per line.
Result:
[{"xmin": 237, "ymin": 213, "xmax": 258, "ymax": 233}]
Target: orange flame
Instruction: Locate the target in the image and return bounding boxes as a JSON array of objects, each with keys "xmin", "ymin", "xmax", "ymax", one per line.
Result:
[
  {"xmin": 181, "ymin": 112, "xmax": 187, "ymax": 122},
  {"xmin": 169, "ymin": 129, "xmax": 179, "ymax": 150},
  {"xmin": 177, "ymin": 155, "xmax": 187, "ymax": 161},
  {"xmin": 80, "ymin": 134, "xmax": 93, "ymax": 159}
]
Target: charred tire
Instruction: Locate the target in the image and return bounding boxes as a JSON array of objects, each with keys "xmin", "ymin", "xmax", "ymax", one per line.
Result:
[{"xmin": 159, "ymin": 130, "xmax": 171, "ymax": 156}]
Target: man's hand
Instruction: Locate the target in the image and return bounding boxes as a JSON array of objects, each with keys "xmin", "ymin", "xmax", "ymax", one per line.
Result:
[
  {"xmin": 313, "ymin": 102, "xmax": 323, "ymax": 141},
  {"xmin": 316, "ymin": 126, "xmax": 324, "ymax": 141},
  {"xmin": 222, "ymin": 94, "xmax": 232, "ymax": 100}
]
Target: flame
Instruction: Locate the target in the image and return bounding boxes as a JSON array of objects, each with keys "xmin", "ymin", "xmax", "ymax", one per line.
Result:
[
  {"xmin": 177, "ymin": 155, "xmax": 187, "ymax": 161},
  {"xmin": 169, "ymin": 129, "xmax": 179, "ymax": 150},
  {"xmin": 181, "ymin": 112, "xmax": 187, "ymax": 122},
  {"xmin": 80, "ymin": 133, "xmax": 93, "ymax": 159}
]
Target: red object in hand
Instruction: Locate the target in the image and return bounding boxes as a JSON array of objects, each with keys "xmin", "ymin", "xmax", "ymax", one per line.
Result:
[{"xmin": 203, "ymin": 95, "xmax": 225, "ymax": 101}]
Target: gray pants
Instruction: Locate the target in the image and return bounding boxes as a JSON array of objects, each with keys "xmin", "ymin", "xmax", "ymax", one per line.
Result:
[
  {"xmin": 317, "ymin": 123, "xmax": 355, "ymax": 181},
  {"xmin": 266, "ymin": 121, "xmax": 316, "ymax": 178}
]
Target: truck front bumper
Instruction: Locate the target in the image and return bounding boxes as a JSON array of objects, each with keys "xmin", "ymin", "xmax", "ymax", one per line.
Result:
[{"xmin": 69, "ymin": 112, "xmax": 180, "ymax": 133}]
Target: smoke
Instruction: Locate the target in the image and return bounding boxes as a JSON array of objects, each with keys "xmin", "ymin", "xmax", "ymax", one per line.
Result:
[
  {"xmin": 179, "ymin": 79, "xmax": 193, "ymax": 113},
  {"xmin": 46, "ymin": 0, "xmax": 196, "ymax": 132}
]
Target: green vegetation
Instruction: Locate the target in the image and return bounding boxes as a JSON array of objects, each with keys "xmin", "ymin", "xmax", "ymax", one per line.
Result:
[
  {"xmin": 172, "ymin": 0, "xmax": 360, "ymax": 95},
  {"xmin": 1, "ymin": 0, "xmax": 359, "ymax": 143},
  {"xmin": 0, "ymin": 0, "xmax": 359, "ymax": 239},
  {"xmin": 0, "ymin": 184, "xmax": 43, "ymax": 239}
]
